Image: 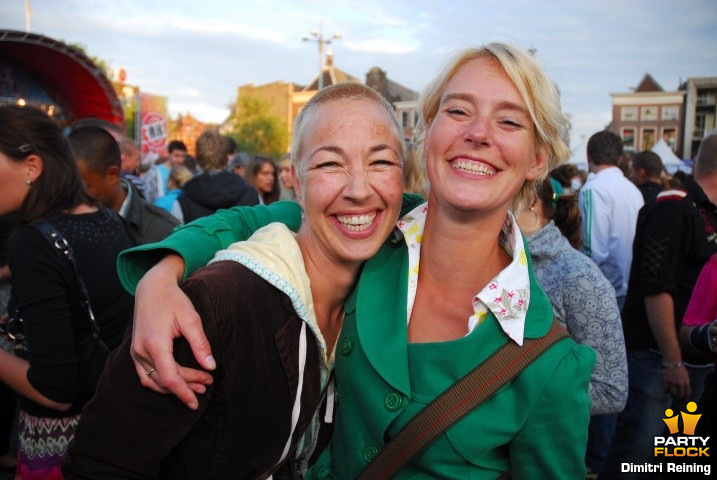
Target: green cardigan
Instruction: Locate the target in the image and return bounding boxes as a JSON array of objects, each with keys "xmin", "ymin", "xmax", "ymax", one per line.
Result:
[
  {"xmin": 308, "ymin": 231, "xmax": 595, "ymax": 479},
  {"xmin": 116, "ymin": 196, "xmax": 595, "ymax": 479}
]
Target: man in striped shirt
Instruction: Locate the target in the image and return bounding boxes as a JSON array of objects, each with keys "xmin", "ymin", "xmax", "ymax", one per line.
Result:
[{"xmin": 579, "ymin": 130, "xmax": 644, "ymax": 311}]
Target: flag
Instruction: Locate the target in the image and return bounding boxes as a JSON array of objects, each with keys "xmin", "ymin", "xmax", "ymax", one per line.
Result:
[{"xmin": 25, "ymin": 0, "xmax": 32, "ymax": 32}]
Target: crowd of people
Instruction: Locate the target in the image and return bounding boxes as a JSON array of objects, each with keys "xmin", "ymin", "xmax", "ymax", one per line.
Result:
[{"xmin": 0, "ymin": 41, "xmax": 715, "ymax": 480}]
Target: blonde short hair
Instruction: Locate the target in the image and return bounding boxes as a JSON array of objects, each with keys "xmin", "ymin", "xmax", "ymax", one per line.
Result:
[
  {"xmin": 418, "ymin": 43, "xmax": 570, "ymax": 204},
  {"xmin": 291, "ymin": 83, "xmax": 406, "ymax": 178},
  {"xmin": 169, "ymin": 165, "xmax": 194, "ymax": 188}
]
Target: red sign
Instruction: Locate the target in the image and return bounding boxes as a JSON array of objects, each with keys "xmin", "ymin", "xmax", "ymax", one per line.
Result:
[{"xmin": 139, "ymin": 93, "xmax": 169, "ymax": 164}]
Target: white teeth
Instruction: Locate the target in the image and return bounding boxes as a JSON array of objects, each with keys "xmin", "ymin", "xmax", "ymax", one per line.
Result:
[
  {"xmin": 452, "ymin": 160, "xmax": 496, "ymax": 175},
  {"xmin": 336, "ymin": 213, "xmax": 377, "ymax": 232}
]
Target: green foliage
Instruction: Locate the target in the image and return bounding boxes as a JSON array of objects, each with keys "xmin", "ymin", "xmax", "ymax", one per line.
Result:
[
  {"xmin": 68, "ymin": 43, "xmax": 112, "ymax": 78},
  {"xmin": 229, "ymin": 94, "xmax": 289, "ymax": 159}
]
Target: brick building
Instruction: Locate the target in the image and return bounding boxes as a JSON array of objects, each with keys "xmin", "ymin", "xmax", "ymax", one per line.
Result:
[{"xmin": 610, "ymin": 74, "xmax": 685, "ymax": 154}]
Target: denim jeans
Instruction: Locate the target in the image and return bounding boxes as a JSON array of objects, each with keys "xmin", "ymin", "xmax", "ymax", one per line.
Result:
[
  {"xmin": 599, "ymin": 350, "xmax": 710, "ymax": 480},
  {"xmin": 586, "ymin": 413, "xmax": 617, "ymax": 473}
]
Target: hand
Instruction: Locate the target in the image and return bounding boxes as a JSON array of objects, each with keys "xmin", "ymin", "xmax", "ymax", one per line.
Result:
[
  {"xmin": 131, "ymin": 255, "xmax": 215, "ymax": 410},
  {"xmin": 662, "ymin": 365, "xmax": 690, "ymax": 402}
]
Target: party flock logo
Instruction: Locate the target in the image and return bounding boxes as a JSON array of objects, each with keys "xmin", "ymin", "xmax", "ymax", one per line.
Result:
[
  {"xmin": 623, "ymin": 401, "xmax": 711, "ymax": 475},
  {"xmin": 654, "ymin": 401, "xmax": 709, "ymax": 457}
]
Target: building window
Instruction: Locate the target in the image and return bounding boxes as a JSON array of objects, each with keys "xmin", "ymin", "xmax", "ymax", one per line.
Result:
[
  {"xmin": 621, "ymin": 128, "xmax": 635, "ymax": 151},
  {"xmin": 401, "ymin": 111, "xmax": 409, "ymax": 128},
  {"xmin": 694, "ymin": 114, "xmax": 706, "ymax": 138},
  {"xmin": 640, "ymin": 106, "xmax": 657, "ymax": 121},
  {"xmin": 661, "ymin": 106, "xmax": 678, "ymax": 121},
  {"xmin": 621, "ymin": 106, "xmax": 637, "ymax": 121},
  {"xmin": 641, "ymin": 128, "xmax": 656, "ymax": 151},
  {"xmin": 696, "ymin": 92, "xmax": 715, "ymax": 107},
  {"xmin": 662, "ymin": 127, "xmax": 678, "ymax": 151}
]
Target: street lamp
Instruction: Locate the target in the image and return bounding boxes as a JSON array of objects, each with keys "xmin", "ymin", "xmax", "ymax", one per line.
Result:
[{"xmin": 303, "ymin": 20, "xmax": 341, "ymax": 90}]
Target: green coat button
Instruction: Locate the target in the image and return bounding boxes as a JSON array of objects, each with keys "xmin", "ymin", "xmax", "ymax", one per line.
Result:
[
  {"xmin": 339, "ymin": 336, "xmax": 354, "ymax": 356},
  {"xmin": 363, "ymin": 445, "xmax": 378, "ymax": 462},
  {"xmin": 384, "ymin": 392, "xmax": 403, "ymax": 411}
]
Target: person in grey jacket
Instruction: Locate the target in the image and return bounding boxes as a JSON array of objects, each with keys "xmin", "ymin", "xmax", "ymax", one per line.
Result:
[{"xmin": 515, "ymin": 178, "xmax": 628, "ymax": 473}]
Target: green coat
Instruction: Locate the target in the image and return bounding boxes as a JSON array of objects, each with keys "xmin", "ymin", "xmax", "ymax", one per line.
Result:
[
  {"xmin": 117, "ymin": 197, "xmax": 595, "ymax": 479},
  {"xmin": 308, "ymin": 229, "xmax": 595, "ymax": 479}
]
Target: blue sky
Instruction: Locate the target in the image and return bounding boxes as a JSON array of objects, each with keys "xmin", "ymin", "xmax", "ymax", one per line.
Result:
[{"xmin": 2, "ymin": 0, "xmax": 716, "ymax": 150}]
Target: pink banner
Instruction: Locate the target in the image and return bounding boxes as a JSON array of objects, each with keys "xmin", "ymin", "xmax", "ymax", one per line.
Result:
[{"xmin": 139, "ymin": 93, "xmax": 169, "ymax": 165}]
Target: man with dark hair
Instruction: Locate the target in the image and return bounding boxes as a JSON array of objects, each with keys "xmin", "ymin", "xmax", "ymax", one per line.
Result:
[
  {"xmin": 601, "ymin": 134, "xmax": 717, "ymax": 478},
  {"xmin": 177, "ymin": 129, "xmax": 259, "ymax": 223},
  {"xmin": 579, "ymin": 130, "xmax": 644, "ymax": 309},
  {"xmin": 168, "ymin": 140, "xmax": 188, "ymax": 167},
  {"xmin": 153, "ymin": 140, "xmax": 188, "ymax": 200},
  {"xmin": 224, "ymin": 136, "xmax": 237, "ymax": 160},
  {"xmin": 68, "ymin": 126, "xmax": 179, "ymax": 245},
  {"xmin": 629, "ymin": 150, "xmax": 665, "ymax": 203},
  {"xmin": 69, "ymin": 118, "xmax": 148, "ymax": 198}
]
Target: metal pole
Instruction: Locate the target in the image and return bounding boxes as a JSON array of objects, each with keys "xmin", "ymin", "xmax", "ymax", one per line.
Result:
[
  {"xmin": 303, "ymin": 18, "xmax": 340, "ymax": 91},
  {"xmin": 318, "ymin": 20, "xmax": 323, "ymax": 90},
  {"xmin": 25, "ymin": 0, "xmax": 32, "ymax": 32}
]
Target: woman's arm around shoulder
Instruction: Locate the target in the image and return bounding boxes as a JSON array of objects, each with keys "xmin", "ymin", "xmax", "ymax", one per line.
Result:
[
  {"xmin": 117, "ymin": 201, "xmax": 303, "ymax": 294},
  {"xmin": 118, "ymin": 194, "xmax": 422, "ymax": 293}
]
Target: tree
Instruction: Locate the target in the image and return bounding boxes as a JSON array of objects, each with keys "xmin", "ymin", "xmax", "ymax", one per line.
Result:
[
  {"xmin": 68, "ymin": 43, "xmax": 112, "ymax": 78},
  {"xmin": 230, "ymin": 94, "xmax": 289, "ymax": 159}
]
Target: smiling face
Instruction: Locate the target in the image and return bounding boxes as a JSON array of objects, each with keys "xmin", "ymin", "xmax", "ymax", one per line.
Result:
[
  {"xmin": 424, "ymin": 56, "xmax": 547, "ymax": 218},
  {"xmin": 294, "ymin": 98, "xmax": 404, "ymax": 266}
]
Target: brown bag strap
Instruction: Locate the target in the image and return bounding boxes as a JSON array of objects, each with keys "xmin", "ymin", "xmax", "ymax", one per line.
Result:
[{"xmin": 357, "ymin": 319, "xmax": 568, "ymax": 480}]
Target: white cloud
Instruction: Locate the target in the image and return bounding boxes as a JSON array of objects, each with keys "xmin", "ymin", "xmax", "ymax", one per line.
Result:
[
  {"xmin": 343, "ymin": 39, "xmax": 416, "ymax": 55},
  {"xmin": 2, "ymin": 0, "xmax": 715, "ymax": 157},
  {"xmin": 169, "ymin": 101, "xmax": 230, "ymax": 124}
]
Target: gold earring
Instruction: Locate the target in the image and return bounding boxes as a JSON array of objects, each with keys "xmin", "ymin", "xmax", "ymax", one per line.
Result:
[{"xmin": 520, "ymin": 207, "xmax": 541, "ymax": 235}]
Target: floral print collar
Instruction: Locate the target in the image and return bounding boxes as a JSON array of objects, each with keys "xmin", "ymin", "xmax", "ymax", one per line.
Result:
[{"xmin": 397, "ymin": 202, "xmax": 530, "ymax": 345}]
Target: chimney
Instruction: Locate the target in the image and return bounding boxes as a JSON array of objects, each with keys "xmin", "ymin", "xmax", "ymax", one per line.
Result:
[{"xmin": 366, "ymin": 66, "xmax": 388, "ymax": 97}]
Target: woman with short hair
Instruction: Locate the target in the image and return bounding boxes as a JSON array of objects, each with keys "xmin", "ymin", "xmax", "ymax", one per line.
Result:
[{"xmin": 63, "ymin": 82, "xmax": 406, "ymax": 479}]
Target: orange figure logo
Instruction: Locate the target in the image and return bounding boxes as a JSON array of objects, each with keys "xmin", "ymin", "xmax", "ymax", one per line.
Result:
[
  {"xmin": 662, "ymin": 408, "xmax": 680, "ymax": 434},
  {"xmin": 681, "ymin": 401, "xmax": 702, "ymax": 436},
  {"xmin": 662, "ymin": 401, "xmax": 702, "ymax": 435}
]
